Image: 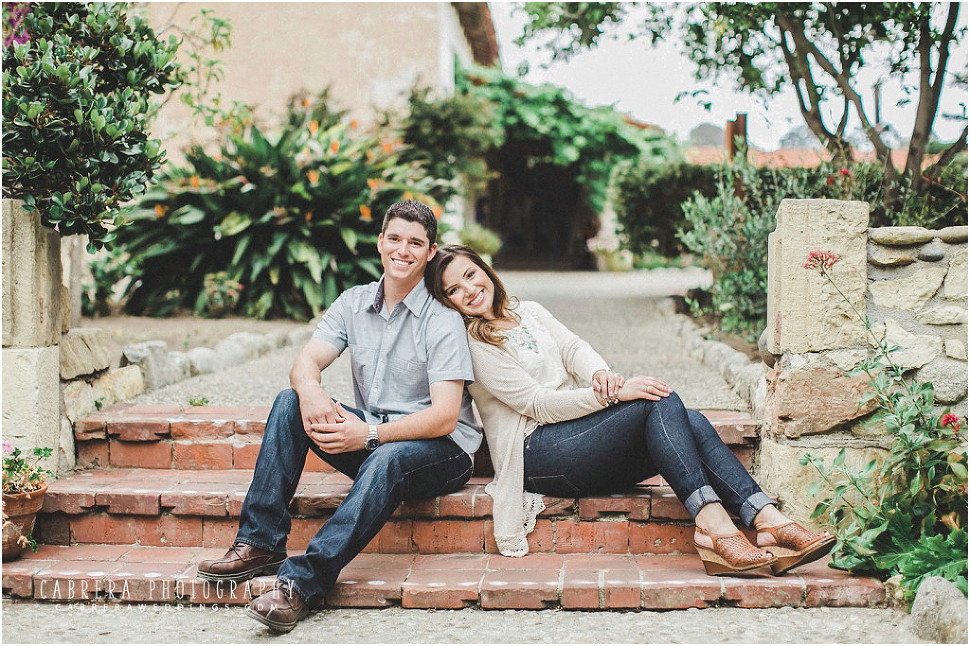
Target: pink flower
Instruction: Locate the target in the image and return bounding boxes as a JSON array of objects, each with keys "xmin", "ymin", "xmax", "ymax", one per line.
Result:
[
  {"xmin": 941, "ymin": 413, "xmax": 961, "ymax": 434},
  {"xmin": 2, "ymin": 440, "xmax": 13, "ymax": 454},
  {"xmin": 803, "ymin": 250, "xmax": 841, "ymax": 275}
]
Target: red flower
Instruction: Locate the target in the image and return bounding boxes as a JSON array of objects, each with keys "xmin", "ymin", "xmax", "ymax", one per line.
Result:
[
  {"xmin": 827, "ymin": 176, "xmax": 836, "ymax": 186},
  {"xmin": 941, "ymin": 413, "xmax": 961, "ymax": 434},
  {"xmin": 839, "ymin": 168, "xmax": 852, "ymax": 177},
  {"xmin": 803, "ymin": 250, "xmax": 841, "ymax": 275}
]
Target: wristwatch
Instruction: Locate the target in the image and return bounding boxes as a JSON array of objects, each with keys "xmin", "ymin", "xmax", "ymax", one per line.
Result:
[{"xmin": 366, "ymin": 424, "xmax": 381, "ymax": 451}]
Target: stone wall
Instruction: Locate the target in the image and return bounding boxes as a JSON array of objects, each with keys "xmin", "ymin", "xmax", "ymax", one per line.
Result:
[{"xmin": 757, "ymin": 199, "xmax": 968, "ymax": 524}]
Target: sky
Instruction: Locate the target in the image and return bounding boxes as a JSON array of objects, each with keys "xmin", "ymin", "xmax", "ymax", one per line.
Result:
[{"xmin": 489, "ymin": 2, "xmax": 969, "ymax": 151}]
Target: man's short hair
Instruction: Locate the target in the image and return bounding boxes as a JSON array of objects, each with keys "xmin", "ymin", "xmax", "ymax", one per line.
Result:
[{"xmin": 382, "ymin": 200, "xmax": 438, "ymax": 244}]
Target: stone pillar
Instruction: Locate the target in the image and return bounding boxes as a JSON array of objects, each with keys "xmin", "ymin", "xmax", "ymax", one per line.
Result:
[
  {"xmin": 759, "ymin": 199, "xmax": 888, "ymax": 524},
  {"xmin": 2, "ymin": 199, "xmax": 65, "ymax": 472}
]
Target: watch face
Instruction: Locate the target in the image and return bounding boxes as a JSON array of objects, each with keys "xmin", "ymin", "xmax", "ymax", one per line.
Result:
[{"xmin": 366, "ymin": 438, "xmax": 380, "ymax": 450}]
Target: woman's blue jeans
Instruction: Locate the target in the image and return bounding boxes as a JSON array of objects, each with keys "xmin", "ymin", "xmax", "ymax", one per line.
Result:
[
  {"xmin": 523, "ymin": 392, "xmax": 773, "ymax": 527},
  {"xmin": 235, "ymin": 389, "xmax": 473, "ymax": 604}
]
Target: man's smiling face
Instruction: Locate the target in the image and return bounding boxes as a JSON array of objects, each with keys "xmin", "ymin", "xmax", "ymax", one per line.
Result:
[{"xmin": 376, "ymin": 217, "xmax": 436, "ymax": 287}]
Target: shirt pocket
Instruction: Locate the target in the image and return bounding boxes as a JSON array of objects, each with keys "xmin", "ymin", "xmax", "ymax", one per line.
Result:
[
  {"xmin": 388, "ymin": 357, "xmax": 429, "ymax": 402},
  {"xmin": 350, "ymin": 345, "xmax": 378, "ymax": 388}
]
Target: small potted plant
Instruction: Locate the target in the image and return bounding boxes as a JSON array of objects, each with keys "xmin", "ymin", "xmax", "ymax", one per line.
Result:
[{"xmin": 2, "ymin": 441, "xmax": 53, "ymax": 561}]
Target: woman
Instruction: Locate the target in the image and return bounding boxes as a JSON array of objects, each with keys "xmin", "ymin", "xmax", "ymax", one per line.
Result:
[{"xmin": 425, "ymin": 245, "xmax": 835, "ymax": 575}]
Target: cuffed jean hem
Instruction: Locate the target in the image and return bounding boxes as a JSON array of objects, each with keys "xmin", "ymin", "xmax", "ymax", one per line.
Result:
[
  {"xmin": 739, "ymin": 491, "xmax": 776, "ymax": 528},
  {"xmin": 684, "ymin": 485, "xmax": 721, "ymax": 518}
]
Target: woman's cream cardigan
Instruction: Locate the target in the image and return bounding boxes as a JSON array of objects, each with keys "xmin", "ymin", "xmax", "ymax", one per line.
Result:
[{"xmin": 467, "ymin": 301, "xmax": 609, "ymax": 556}]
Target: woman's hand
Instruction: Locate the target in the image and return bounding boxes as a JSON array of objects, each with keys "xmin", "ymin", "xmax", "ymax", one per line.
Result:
[
  {"xmin": 592, "ymin": 369, "xmax": 625, "ymax": 400},
  {"xmin": 616, "ymin": 375, "xmax": 672, "ymax": 402}
]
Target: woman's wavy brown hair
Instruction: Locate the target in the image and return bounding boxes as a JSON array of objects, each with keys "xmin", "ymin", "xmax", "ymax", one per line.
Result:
[{"xmin": 425, "ymin": 245, "xmax": 518, "ymax": 347}]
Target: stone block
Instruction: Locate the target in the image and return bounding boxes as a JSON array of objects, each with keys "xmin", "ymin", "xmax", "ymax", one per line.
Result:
[
  {"xmin": 766, "ymin": 199, "xmax": 868, "ymax": 355},
  {"xmin": 2, "ymin": 199, "xmax": 63, "ymax": 348},
  {"xmin": 869, "ymin": 266, "xmax": 947, "ymax": 312},
  {"xmin": 214, "ymin": 337, "xmax": 249, "ymax": 367},
  {"xmin": 910, "ymin": 577, "xmax": 969, "ymax": 644},
  {"xmin": 226, "ymin": 331, "xmax": 271, "ymax": 358},
  {"xmin": 944, "ymin": 339, "xmax": 967, "ymax": 361},
  {"xmin": 916, "ymin": 306, "xmax": 968, "ymax": 325},
  {"xmin": 94, "ymin": 366, "xmax": 145, "ymax": 407},
  {"xmin": 58, "ymin": 417, "xmax": 76, "ymax": 473},
  {"xmin": 186, "ymin": 346, "xmax": 222, "ymax": 376},
  {"xmin": 168, "ymin": 351, "xmax": 192, "ymax": 382},
  {"xmin": 121, "ymin": 341, "xmax": 174, "ymax": 391},
  {"xmin": 938, "ymin": 226, "xmax": 969, "ymax": 243},
  {"xmin": 868, "ymin": 244, "xmax": 917, "ymax": 267},
  {"xmin": 872, "ymin": 320, "xmax": 942, "ymax": 370},
  {"xmin": 59, "ymin": 328, "xmax": 112, "ymax": 379},
  {"xmin": 918, "ymin": 240, "xmax": 947, "ymax": 262},
  {"xmin": 915, "ymin": 359, "xmax": 969, "ymax": 405},
  {"xmin": 62, "ymin": 380, "xmax": 96, "ymax": 423},
  {"xmin": 2, "ymin": 346, "xmax": 61, "ymax": 471},
  {"xmin": 60, "ymin": 284, "xmax": 70, "ymax": 334},
  {"xmin": 763, "ymin": 363, "xmax": 878, "ymax": 438},
  {"xmin": 942, "ymin": 249, "xmax": 967, "ymax": 301},
  {"xmin": 287, "ymin": 327, "xmax": 313, "ymax": 348},
  {"xmin": 756, "ymin": 437, "xmax": 889, "ymax": 525},
  {"xmin": 869, "ymin": 226, "xmax": 935, "ymax": 246}
]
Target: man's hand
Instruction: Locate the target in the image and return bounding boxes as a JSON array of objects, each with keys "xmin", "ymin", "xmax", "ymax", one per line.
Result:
[
  {"xmin": 297, "ymin": 385, "xmax": 344, "ymax": 435},
  {"xmin": 309, "ymin": 403, "xmax": 368, "ymax": 454}
]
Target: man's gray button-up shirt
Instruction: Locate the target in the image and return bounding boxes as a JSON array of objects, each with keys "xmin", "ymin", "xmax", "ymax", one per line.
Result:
[{"xmin": 312, "ymin": 278, "xmax": 482, "ymax": 457}]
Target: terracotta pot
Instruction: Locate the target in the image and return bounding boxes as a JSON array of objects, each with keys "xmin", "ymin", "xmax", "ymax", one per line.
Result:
[{"xmin": 2, "ymin": 483, "xmax": 48, "ymax": 562}]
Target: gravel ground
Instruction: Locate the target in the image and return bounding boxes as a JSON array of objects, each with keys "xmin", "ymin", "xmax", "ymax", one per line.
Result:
[
  {"xmin": 0, "ymin": 601, "xmax": 924, "ymax": 644},
  {"xmin": 127, "ymin": 269, "xmax": 746, "ymax": 411}
]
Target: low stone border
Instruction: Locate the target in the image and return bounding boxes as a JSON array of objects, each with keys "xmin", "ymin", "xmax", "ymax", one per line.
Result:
[
  {"xmin": 120, "ymin": 327, "xmax": 314, "ymax": 392},
  {"xmin": 667, "ymin": 301, "xmax": 767, "ymax": 415}
]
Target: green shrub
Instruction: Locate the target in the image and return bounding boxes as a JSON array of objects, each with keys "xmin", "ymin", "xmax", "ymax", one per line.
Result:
[
  {"xmin": 1, "ymin": 2, "xmax": 181, "ymax": 250},
  {"xmin": 611, "ymin": 159, "xmax": 718, "ymax": 257},
  {"xmin": 81, "ymin": 248, "xmax": 134, "ymax": 317},
  {"xmin": 116, "ymin": 96, "xmax": 445, "ymax": 320}
]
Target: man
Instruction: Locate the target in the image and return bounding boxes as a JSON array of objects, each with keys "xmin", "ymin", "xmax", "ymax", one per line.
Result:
[{"xmin": 197, "ymin": 200, "xmax": 481, "ymax": 632}]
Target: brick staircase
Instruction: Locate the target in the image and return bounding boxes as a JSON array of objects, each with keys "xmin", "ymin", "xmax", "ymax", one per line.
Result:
[{"xmin": 2, "ymin": 405, "xmax": 886, "ymax": 610}]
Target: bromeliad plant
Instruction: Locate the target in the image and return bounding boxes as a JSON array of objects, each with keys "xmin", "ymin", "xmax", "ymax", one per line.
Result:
[
  {"xmin": 116, "ymin": 92, "xmax": 445, "ymax": 320},
  {"xmin": 799, "ymin": 251, "xmax": 968, "ymax": 600}
]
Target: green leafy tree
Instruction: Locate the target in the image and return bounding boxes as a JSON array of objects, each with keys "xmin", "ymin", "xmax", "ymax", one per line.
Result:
[
  {"xmin": 2, "ymin": 2, "xmax": 182, "ymax": 250},
  {"xmin": 518, "ymin": 2, "xmax": 968, "ymax": 221}
]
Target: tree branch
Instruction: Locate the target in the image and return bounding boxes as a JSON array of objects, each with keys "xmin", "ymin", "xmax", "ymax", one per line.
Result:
[{"xmin": 923, "ymin": 126, "xmax": 969, "ymax": 181}]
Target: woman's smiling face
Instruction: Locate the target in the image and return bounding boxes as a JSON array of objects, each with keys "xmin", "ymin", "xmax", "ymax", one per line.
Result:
[{"xmin": 440, "ymin": 255, "xmax": 495, "ymax": 319}]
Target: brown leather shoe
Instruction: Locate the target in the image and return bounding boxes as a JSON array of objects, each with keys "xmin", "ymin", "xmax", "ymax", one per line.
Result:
[
  {"xmin": 197, "ymin": 543, "xmax": 287, "ymax": 582},
  {"xmin": 246, "ymin": 583, "xmax": 309, "ymax": 633}
]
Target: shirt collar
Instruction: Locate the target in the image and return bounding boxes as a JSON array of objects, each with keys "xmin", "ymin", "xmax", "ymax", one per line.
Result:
[{"xmin": 371, "ymin": 277, "xmax": 428, "ymax": 317}]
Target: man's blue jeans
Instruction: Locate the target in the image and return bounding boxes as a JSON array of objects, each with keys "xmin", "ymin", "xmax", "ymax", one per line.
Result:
[
  {"xmin": 235, "ymin": 389, "xmax": 473, "ymax": 604},
  {"xmin": 524, "ymin": 392, "xmax": 774, "ymax": 527}
]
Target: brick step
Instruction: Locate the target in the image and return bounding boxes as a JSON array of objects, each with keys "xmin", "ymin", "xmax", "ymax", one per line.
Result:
[
  {"xmin": 73, "ymin": 405, "xmax": 759, "ymax": 473},
  {"xmin": 37, "ymin": 470, "xmax": 759, "ymax": 554},
  {"xmin": 2, "ymin": 545, "xmax": 886, "ymax": 610}
]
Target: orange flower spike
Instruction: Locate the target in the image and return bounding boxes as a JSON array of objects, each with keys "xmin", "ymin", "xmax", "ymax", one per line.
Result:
[
  {"xmin": 350, "ymin": 120, "xmax": 358, "ymax": 129},
  {"xmin": 381, "ymin": 142, "xmax": 393, "ymax": 153},
  {"xmin": 359, "ymin": 204, "xmax": 372, "ymax": 221},
  {"xmin": 190, "ymin": 175, "xmax": 200, "ymax": 189},
  {"xmin": 403, "ymin": 191, "xmax": 413, "ymax": 200},
  {"xmin": 308, "ymin": 120, "xmax": 319, "ymax": 135},
  {"xmin": 330, "ymin": 140, "xmax": 340, "ymax": 154},
  {"xmin": 305, "ymin": 211, "xmax": 312, "ymax": 223},
  {"xmin": 432, "ymin": 206, "xmax": 443, "ymax": 219},
  {"xmin": 367, "ymin": 178, "xmax": 379, "ymax": 190},
  {"xmin": 154, "ymin": 204, "xmax": 167, "ymax": 218},
  {"xmin": 307, "ymin": 169, "xmax": 320, "ymax": 184}
]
